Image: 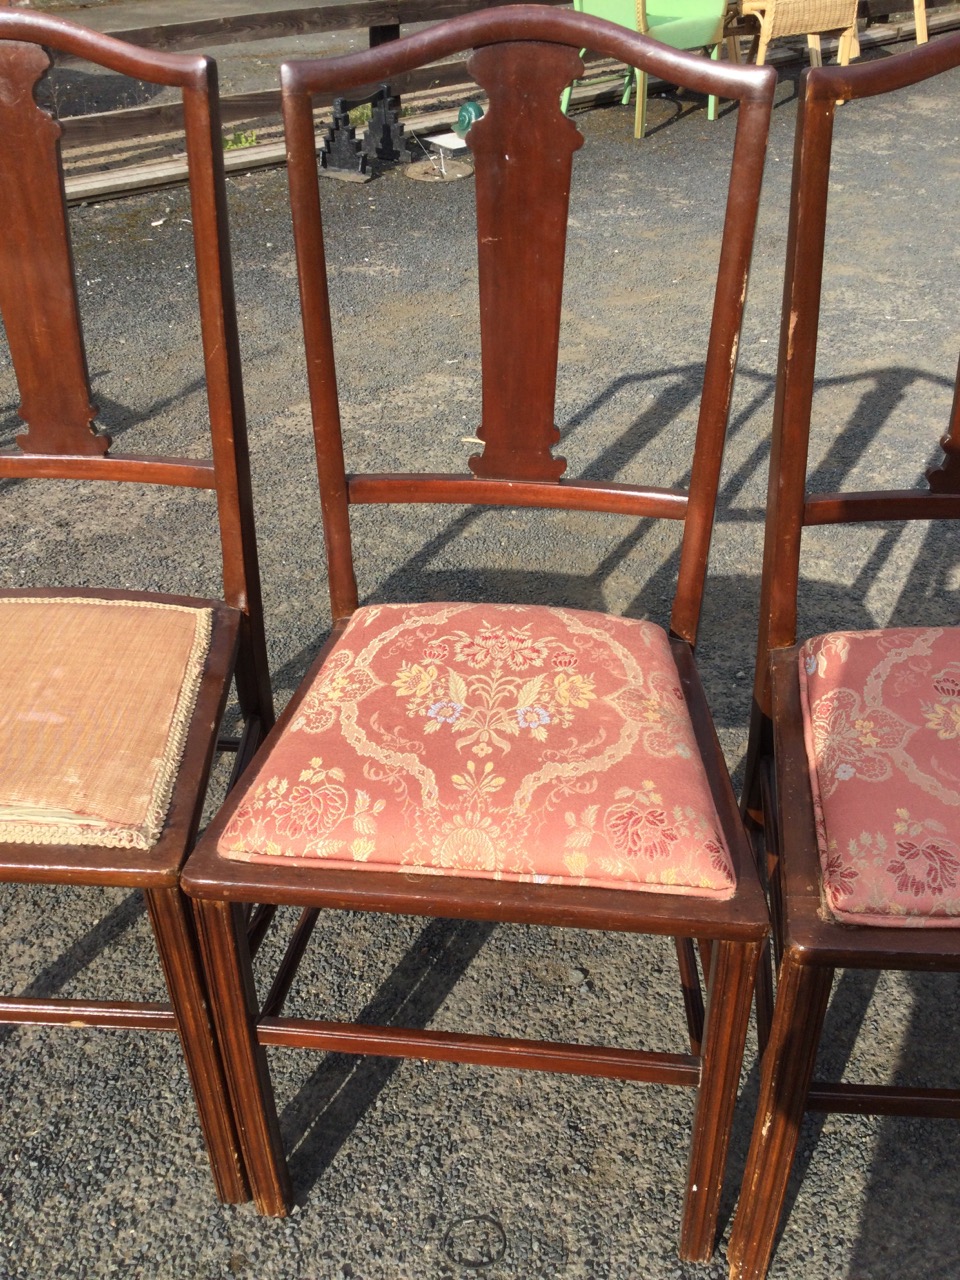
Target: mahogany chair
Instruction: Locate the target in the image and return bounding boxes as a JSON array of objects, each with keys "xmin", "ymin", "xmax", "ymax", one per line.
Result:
[
  {"xmin": 0, "ymin": 13, "xmax": 274, "ymax": 1202},
  {"xmin": 183, "ymin": 7, "xmax": 775, "ymax": 1257},
  {"xmin": 727, "ymin": 35, "xmax": 960, "ymax": 1280}
]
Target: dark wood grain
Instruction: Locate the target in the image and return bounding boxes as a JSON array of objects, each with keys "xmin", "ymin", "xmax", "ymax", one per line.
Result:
[
  {"xmin": 257, "ymin": 1018, "xmax": 702, "ymax": 1084},
  {"xmin": 466, "ymin": 40, "xmax": 582, "ymax": 482},
  {"xmin": 0, "ymin": 9, "xmax": 277, "ymax": 1210},
  {"xmin": 186, "ymin": 6, "xmax": 776, "ymax": 1252},
  {"xmin": 0, "ymin": 40, "xmax": 104, "ymax": 456},
  {"xmin": 732, "ymin": 35, "xmax": 960, "ymax": 1280}
]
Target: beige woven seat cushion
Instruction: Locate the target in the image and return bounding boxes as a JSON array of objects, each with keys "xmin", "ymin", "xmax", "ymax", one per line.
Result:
[{"xmin": 0, "ymin": 597, "xmax": 213, "ymax": 850}]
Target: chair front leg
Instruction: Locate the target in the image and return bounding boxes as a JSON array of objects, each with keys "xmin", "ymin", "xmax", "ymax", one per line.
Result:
[
  {"xmin": 193, "ymin": 897, "xmax": 292, "ymax": 1216},
  {"xmin": 634, "ymin": 68, "xmax": 649, "ymax": 138},
  {"xmin": 707, "ymin": 44, "xmax": 719, "ymax": 121},
  {"xmin": 754, "ymin": 19, "xmax": 772, "ymax": 65},
  {"xmin": 727, "ymin": 951, "xmax": 834, "ymax": 1280},
  {"xmin": 914, "ymin": 0, "xmax": 928, "ymax": 42},
  {"xmin": 680, "ymin": 938, "xmax": 762, "ymax": 1262},
  {"xmin": 145, "ymin": 885, "xmax": 249, "ymax": 1205},
  {"xmin": 837, "ymin": 23, "xmax": 859, "ymax": 64}
]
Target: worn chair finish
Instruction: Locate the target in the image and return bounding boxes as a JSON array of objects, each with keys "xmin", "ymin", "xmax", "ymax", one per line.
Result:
[
  {"xmin": 562, "ymin": 0, "xmax": 728, "ymax": 137},
  {"xmin": 0, "ymin": 12, "xmax": 274, "ymax": 1202},
  {"xmin": 183, "ymin": 7, "xmax": 775, "ymax": 1258},
  {"xmin": 728, "ymin": 34, "xmax": 960, "ymax": 1280}
]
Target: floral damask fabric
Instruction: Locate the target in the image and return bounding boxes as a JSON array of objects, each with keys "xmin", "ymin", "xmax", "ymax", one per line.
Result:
[
  {"xmin": 798, "ymin": 626, "xmax": 960, "ymax": 927},
  {"xmin": 219, "ymin": 602, "xmax": 735, "ymax": 897}
]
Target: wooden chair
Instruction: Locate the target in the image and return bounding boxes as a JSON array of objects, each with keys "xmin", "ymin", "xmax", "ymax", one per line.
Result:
[
  {"xmin": 0, "ymin": 12, "xmax": 274, "ymax": 1202},
  {"xmin": 727, "ymin": 34, "xmax": 960, "ymax": 1280},
  {"xmin": 183, "ymin": 7, "xmax": 775, "ymax": 1257}
]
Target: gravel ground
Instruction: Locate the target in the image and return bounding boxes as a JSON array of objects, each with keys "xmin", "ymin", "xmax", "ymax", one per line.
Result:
[{"xmin": 0, "ymin": 43, "xmax": 958, "ymax": 1280}]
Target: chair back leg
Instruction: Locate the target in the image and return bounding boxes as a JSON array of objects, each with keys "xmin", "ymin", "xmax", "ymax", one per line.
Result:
[{"xmin": 708, "ymin": 44, "xmax": 720, "ymax": 119}]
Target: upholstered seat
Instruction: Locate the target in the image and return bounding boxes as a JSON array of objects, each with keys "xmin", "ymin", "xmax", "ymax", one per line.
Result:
[
  {"xmin": 798, "ymin": 626, "xmax": 960, "ymax": 927},
  {"xmin": 218, "ymin": 602, "xmax": 735, "ymax": 897},
  {"xmin": 0, "ymin": 597, "xmax": 213, "ymax": 850}
]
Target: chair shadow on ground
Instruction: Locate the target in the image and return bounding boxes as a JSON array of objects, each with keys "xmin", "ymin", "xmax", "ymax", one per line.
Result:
[
  {"xmin": 0, "ymin": 376, "xmax": 209, "ymax": 496},
  {"xmin": 0, "ymin": 889, "xmax": 147, "ymax": 1050},
  {"xmin": 3, "ymin": 347, "xmax": 956, "ymax": 1243},
  {"xmin": 265, "ymin": 356, "xmax": 960, "ymax": 1221},
  {"xmin": 280, "ymin": 915, "xmax": 496, "ymax": 1194}
]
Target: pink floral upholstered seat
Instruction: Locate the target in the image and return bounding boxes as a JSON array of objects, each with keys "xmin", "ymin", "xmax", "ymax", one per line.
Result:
[
  {"xmin": 0, "ymin": 597, "xmax": 212, "ymax": 850},
  {"xmin": 799, "ymin": 626, "xmax": 960, "ymax": 927},
  {"xmin": 219, "ymin": 601, "xmax": 736, "ymax": 898}
]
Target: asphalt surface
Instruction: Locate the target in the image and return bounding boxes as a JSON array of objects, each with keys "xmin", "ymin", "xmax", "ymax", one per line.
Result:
[{"xmin": 0, "ymin": 26, "xmax": 959, "ymax": 1280}]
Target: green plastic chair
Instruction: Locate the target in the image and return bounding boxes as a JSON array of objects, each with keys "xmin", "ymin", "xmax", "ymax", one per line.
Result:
[{"xmin": 561, "ymin": 0, "xmax": 728, "ymax": 138}]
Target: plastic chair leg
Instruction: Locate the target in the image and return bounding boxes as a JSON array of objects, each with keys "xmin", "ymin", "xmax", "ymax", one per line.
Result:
[
  {"xmin": 559, "ymin": 46, "xmax": 587, "ymax": 117},
  {"xmin": 707, "ymin": 44, "xmax": 719, "ymax": 120}
]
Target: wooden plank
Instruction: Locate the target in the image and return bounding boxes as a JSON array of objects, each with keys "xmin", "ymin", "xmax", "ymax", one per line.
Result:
[
  {"xmin": 62, "ymin": 76, "xmax": 627, "ymax": 204},
  {"xmin": 863, "ymin": 0, "xmax": 956, "ymax": 17},
  {"xmin": 66, "ymin": 136, "xmax": 282, "ymax": 202},
  {"xmin": 60, "ymin": 57, "xmax": 471, "ymax": 148},
  {"xmin": 57, "ymin": 3, "xmax": 960, "ymax": 163},
  {"xmin": 54, "ymin": 0, "xmax": 567, "ymax": 59}
]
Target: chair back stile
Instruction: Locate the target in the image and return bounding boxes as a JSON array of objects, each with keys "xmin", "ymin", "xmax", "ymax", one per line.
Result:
[
  {"xmin": 181, "ymin": 71, "xmax": 272, "ymax": 723},
  {"xmin": 282, "ymin": 72, "xmax": 358, "ymax": 624},
  {"xmin": 671, "ymin": 88, "xmax": 773, "ymax": 644},
  {"xmin": 744, "ymin": 36, "xmax": 960, "ymax": 808}
]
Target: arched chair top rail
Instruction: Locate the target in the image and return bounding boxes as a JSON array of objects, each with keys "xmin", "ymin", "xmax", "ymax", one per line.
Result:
[
  {"xmin": 804, "ymin": 27, "xmax": 960, "ymax": 102},
  {"xmin": 280, "ymin": 4, "xmax": 778, "ymax": 103},
  {"xmin": 0, "ymin": 10, "xmax": 210, "ymax": 87}
]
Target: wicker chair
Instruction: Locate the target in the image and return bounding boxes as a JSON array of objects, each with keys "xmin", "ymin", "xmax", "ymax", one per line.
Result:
[{"xmin": 737, "ymin": 0, "xmax": 860, "ymax": 67}]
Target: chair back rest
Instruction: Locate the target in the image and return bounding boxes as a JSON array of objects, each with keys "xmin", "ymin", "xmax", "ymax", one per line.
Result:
[
  {"xmin": 0, "ymin": 14, "xmax": 267, "ymax": 658},
  {"xmin": 640, "ymin": 0, "xmax": 728, "ymax": 38},
  {"xmin": 282, "ymin": 7, "xmax": 776, "ymax": 644},
  {"xmin": 573, "ymin": 0, "xmax": 641, "ymax": 33},
  {"xmin": 753, "ymin": 34, "xmax": 960, "ymax": 722}
]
